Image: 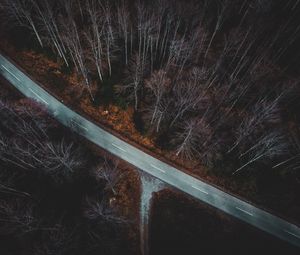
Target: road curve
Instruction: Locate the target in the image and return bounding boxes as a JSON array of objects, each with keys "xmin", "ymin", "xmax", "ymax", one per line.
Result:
[{"xmin": 0, "ymin": 54, "xmax": 300, "ymax": 248}]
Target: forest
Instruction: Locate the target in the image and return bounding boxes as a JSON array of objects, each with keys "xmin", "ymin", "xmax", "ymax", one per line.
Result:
[
  {"xmin": 1, "ymin": 0, "xmax": 300, "ymax": 178},
  {"xmin": 1, "ymin": 0, "xmax": 300, "ymax": 222},
  {"xmin": 1, "ymin": 0, "xmax": 300, "ymax": 254}
]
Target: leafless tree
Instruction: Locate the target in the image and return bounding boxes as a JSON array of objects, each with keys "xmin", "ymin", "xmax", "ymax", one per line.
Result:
[
  {"xmin": 34, "ymin": 0, "xmax": 69, "ymax": 66},
  {"xmin": 136, "ymin": 2, "xmax": 152, "ymax": 70},
  {"xmin": 144, "ymin": 0, "xmax": 167, "ymax": 70},
  {"xmin": 0, "ymin": 101, "xmax": 85, "ymax": 184},
  {"xmin": 228, "ymin": 95, "xmax": 283, "ymax": 153},
  {"xmin": 94, "ymin": 158, "xmax": 125, "ymax": 195},
  {"xmin": 2, "ymin": 0, "xmax": 43, "ymax": 47},
  {"xmin": 272, "ymin": 132, "xmax": 300, "ymax": 180},
  {"xmin": 0, "ymin": 184, "xmax": 31, "ymax": 199},
  {"xmin": 32, "ymin": 223, "xmax": 76, "ymax": 255},
  {"xmin": 83, "ymin": 196, "xmax": 126, "ymax": 224},
  {"xmin": 101, "ymin": 0, "xmax": 118, "ymax": 77},
  {"xmin": 0, "ymin": 198, "xmax": 37, "ymax": 236},
  {"xmin": 84, "ymin": 0, "xmax": 105, "ymax": 81},
  {"xmin": 0, "ymin": 165, "xmax": 31, "ymax": 198},
  {"xmin": 83, "ymin": 195, "xmax": 127, "ymax": 254},
  {"xmin": 191, "ymin": 23, "xmax": 209, "ymax": 63},
  {"xmin": 170, "ymin": 77, "xmax": 207, "ymax": 127},
  {"xmin": 117, "ymin": 0, "xmax": 131, "ymax": 65},
  {"xmin": 2, "ymin": 136, "xmax": 84, "ymax": 183},
  {"xmin": 144, "ymin": 66, "xmax": 211, "ymax": 132},
  {"xmin": 145, "ymin": 98, "xmax": 172, "ymax": 134},
  {"xmin": 202, "ymin": 2, "xmax": 227, "ymax": 67},
  {"xmin": 14, "ymin": 99, "xmax": 55, "ymax": 132},
  {"xmin": 145, "ymin": 70, "xmax": 171, "ymax": 131},
  {"xmin": 233, "ymin": 131, "xmax": 288, "ymax": 174},
  {"xmin": 172, "ymin": 118, "xmax": 212, "ymax": 160},
  {"xmin": 118, "ymin": 52, "xmax": 149, "ymax": 110},
  {"xmin": 60, "ymin": 0, "xmax": 93, "ymax": 98},
  {"xmin": 42, "ymin": 140, "xmax": 85, "ymax": 183}
]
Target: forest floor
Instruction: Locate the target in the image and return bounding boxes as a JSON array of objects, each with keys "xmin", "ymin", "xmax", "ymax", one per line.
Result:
[
  {"xmin": 0, "ymin": 76, "xmax": 141, "ymax": 255},
  {"xmin": 150, "ymin": 189, "xmax": 300, "ymax": 255},
  {"xmin": 1, "ymin": 32, "xmax": 300, "ymax": 225}
]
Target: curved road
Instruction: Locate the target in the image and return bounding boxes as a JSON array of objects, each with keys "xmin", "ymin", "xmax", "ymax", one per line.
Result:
[{"xmin": 0, "ymin": 54, "xmax": 300, "ymax": 248}]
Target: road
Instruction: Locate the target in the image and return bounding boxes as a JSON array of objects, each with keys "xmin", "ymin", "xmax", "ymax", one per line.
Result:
[{"xmin": 0, "ymin": 54, "xmax": 300, "ymax": 248}]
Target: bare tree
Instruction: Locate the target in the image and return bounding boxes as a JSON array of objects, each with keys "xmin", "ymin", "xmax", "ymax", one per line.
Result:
[
  {"xmin": 228, "ymin": 95, "xmax": 283, "ymax": 153},
  {"xmin": 170, "ymin": 78, "xmax": 206, "ymax": 127},
  {"xmin": 172, "ymin": 118, "xmax": 212, "ymax": 160},
  {"xmin": 136, "ymin": 2, "xmax": 152, "ymax": 71},
  {"xmin": 118, "ymin": 52, "xmax": 149, "ymax": 110},
  {"xmin": 83, "ymin": 195, "xmax": 127, "ymax": 254},
  {"xmin": 32, "ymin": 223, "xmax": 76, "ymax": 255},
  {"xmin": 0, "ymin": 101, "xmax": 85, "ymax": 184},
  {"xmin": 2, "ymin": 0, "xmax": 43, "ymax": 47},
  {"xmin": 145, "ymin": 70, "xmax": 171, "ymax": 131},
  {"xmin": 60, "ymin": 0, "xmax": 93, "ymax": 99},
  {"xmin": 94, "ymin": 158, "xmax": 125, "ymax": 195},
  {"xmin": 117, "ymin": 0, "xmax": 131, "ymax": 65},
  {"xmin": 34, "ymin": 0, "xmax": 69, "ymax": 66},
  {"xmin": 101, "ymin": 0, "xmax": 117, "ymax": 77},
  {"xmin": 145, "ymin": 0, "xmax": 167, "ymax": 70},
  {"xmin": 0, "ymin": 164, "xmax": 31, "ymax": 198},
  {"xmin": 273, "ymin": 132, "xmax": 300, "ymax": 179},
  {"xmin": 0, "ymin": 120, "xmax": 83, "ymax": 177},
  {"xmin": 233, "ymin": 131, "xmax": 288, "ymax": 174},
  {"xmin": 0, "ymin": 198, "xmax": 37, "ymax": 236},
  {"xmin": 83, "ymin": 196, "xmax": 126, "ymax": 224},
  {"xmin": 0, "ymin": 183, "xmax": 31, "ymax": 198},
  {"xmin": 42, "ymin": 140, "xmax": 85, "ymax": 183},
  {"xmin": 85, "ymin": 0, "xmax": 105, "ymax": 81},
  {"xmin": 144, "ymin": 66, "xmax": 210, "ymax": 132},
  {"xmin": 202, "ymin": 1, "xmax": 230, "ymax": 67}
]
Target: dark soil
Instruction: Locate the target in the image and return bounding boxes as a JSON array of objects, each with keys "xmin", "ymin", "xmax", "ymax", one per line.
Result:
[{"xmin": 150, "ymin": 189, "xmax": 300, "ymax": 255}]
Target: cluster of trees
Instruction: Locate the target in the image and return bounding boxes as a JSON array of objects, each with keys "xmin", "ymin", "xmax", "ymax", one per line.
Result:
[
  {"xmin": 1, "ymin": 0, "xmax": 300, "ymax": 178},
  {"xmin": 0, "ymin": 98, "xmax": 133, "ymax": 255}
]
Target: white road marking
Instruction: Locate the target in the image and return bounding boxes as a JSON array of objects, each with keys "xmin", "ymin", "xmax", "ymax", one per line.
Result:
[
  {"xmin": 284, "ymin": 230, "xmax": 300, "ymax": 239},
  {"xmin": 71, "ymin": 119, "xmax": 88, "ymax": 131},
  {"xmin": 235, "ymin": 207, "xmax": 253, "ymax": 216},
  {"xmin": 150, "ymin": 164, "xmax": 166, "ymax": 173},
  {"xmin": 112, "ymin": 143, "xmax": 126, "ymax": 152},
  {"xmin": 192, "ymin": 185, "xmax": 209, "ymax": 195},
  {"xmin": 29, "ymin": 88, "xmax": 49, "ymax": 105},
  {"xmin": 1, "ymin": 64, "xmax": 20, "ymax": 81}
]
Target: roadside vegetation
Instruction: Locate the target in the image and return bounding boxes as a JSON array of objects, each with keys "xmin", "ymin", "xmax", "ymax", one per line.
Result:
[
  {"xmin": 0, "ymin": 79, "xmax": 140, "ymax": 255},
  {"xmin": 0, "ymin": 0, "xmax": 300, "ymax": 222}
]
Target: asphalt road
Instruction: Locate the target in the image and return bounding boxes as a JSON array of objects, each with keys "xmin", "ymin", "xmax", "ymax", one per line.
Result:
[{"xmin": 1, "ymin": 54, "xmax": 300, "ymax": 248}]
